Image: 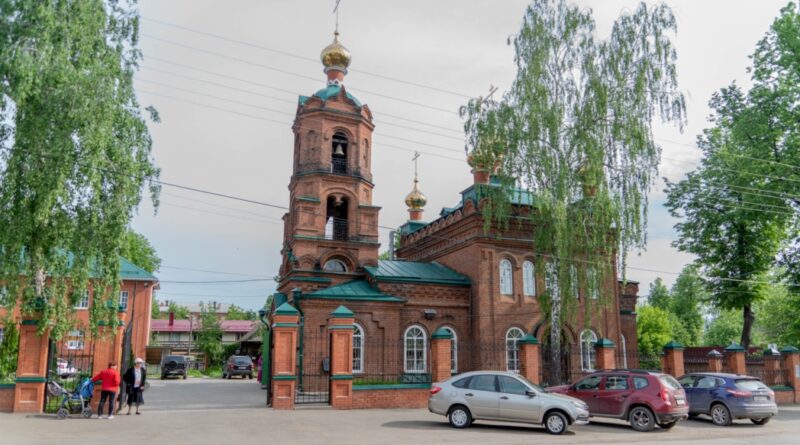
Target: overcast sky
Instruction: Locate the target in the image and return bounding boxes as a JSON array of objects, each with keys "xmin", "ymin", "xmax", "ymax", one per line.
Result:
[{"xmin": 131, "ymin": 0, "xmax": 789, "ymax": 310}]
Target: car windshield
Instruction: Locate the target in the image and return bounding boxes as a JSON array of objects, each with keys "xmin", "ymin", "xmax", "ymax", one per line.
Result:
[
  {"xmin": 515, "ymin": 374, "xmax": 543, "ymax": 393},
  {"xmin": 735, "ymin": 379, "xmax": 768, "ymax": 391},
  {"xmin": 659, "ymin": 375, "xmax": 682, "ymax": 390},
  {"xmin": 165, "ymin": 355, "xmax": 185, "ymax": 362},
  {"xmin": 234, "ymin": 357, "xmax": 252, "ymax": 365}
]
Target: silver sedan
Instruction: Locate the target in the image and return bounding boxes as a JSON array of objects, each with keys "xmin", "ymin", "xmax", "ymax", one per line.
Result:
[{"xmin": 428, "ymin": 371, "xmax": 590, "ymax": 435}]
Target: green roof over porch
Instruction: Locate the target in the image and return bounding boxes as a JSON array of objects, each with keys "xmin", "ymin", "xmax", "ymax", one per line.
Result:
[
  {"xmin": 305, "ymin": 280, "xmax": 405, "ymax": 303},
  {"xmin": 364, "ymin": 260, "xmax": 470, "ymax": 286}
]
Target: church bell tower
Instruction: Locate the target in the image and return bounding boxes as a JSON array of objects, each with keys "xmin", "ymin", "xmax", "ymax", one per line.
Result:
[{"xmin": 278, "ymin": 31, "xmax": 380, "ymax": 293}]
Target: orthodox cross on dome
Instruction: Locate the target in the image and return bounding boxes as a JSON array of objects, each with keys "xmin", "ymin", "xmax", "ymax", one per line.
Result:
[
  {"xmin": 321, "ymin": 0, "xmax": 351, "ymax": 85},
  {"xmin": 334, "ymin": 0, "xmax": 341, "ymax": 34},
  {"xmin": 405, "ymin": 151, "xmax": 427, "ymax": 221},
  {"xmin": 412, "ymin": 151, "xmax": 420, "ymax": 182}
]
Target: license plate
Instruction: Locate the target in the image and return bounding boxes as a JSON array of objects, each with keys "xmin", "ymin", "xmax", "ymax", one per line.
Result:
[
  {"xmin": 676, "ymin": 399, "xmax": 685, "ymax": 406},
  {"xmin": 754, "ymin": 396, "xmax": 768, "ymax": 402}
]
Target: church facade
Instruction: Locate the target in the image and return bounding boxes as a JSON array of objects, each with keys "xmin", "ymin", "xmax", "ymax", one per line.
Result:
[{"xmin": 273, "ymin": 32, "xmax": 640, "ymax": 387}]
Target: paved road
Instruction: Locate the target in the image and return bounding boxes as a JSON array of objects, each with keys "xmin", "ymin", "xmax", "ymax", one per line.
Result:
[{"xmin": 1, "ymin": 378, "xmax": 798, "ymax": 445}]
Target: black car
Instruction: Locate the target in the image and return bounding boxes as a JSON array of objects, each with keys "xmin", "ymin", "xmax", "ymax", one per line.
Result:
[
  {"xmin": 223, "ymin": 355, "xmax": 254, "ymax": 379},
  {"xmin": 161, "ymin": 355, "xmax": 188, "ymax": 380}
]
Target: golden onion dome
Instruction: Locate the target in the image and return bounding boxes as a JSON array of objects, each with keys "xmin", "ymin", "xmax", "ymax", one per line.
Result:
[
  {"xmin": 320, "ymin": 31, "xmax": 351, "ymax": 73},
  {"xmin": 405, "ymin": 180, "xmax": 427, "ymax": 210}
]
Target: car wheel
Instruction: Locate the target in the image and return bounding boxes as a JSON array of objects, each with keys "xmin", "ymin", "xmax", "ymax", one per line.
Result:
[
  {"xmin": 81, "ymin": 407, "xmax": 93, "ymax": 418},
  {"xmin": 710, "ymin": 403, "xmax": 732, "ymax": 426},
  {"xmin": 56, "ymin": 408, "xmax": 69, "ymax": 420},
  {"xmin": 227, "ymin": 373, "xmax": 232, "ymax": 380},
  {"xmin": 660, "ymin": 420, "xmax": 678, "ymax": 429},
  {"xmin": 750, "ymin": 417, "xmax": 770, "ymax": 426},
  {"xmin": 544, "ymin": 411, "xmax": 568, "ymax": 435},
  {"xmin": 629, "ymin": 406, "xmax": 656, "ymax": 432},
  {"xmin": 161, "ymin": 374, "xmax": 166, "ymax": 380},
  {"xmin": 447, "ymin": 405, "xmax": 472, "ymax": 429},
  {"xmin": 183, "ymin": 374, "xmax": 187, "ymax": 380},
  {"xmin": 248, "ymin": 374, "xmax": 253, "ymax": 380}
]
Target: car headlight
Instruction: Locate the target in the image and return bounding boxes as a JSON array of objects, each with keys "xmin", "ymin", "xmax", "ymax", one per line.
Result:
[{"xmin": 571, "ymin": 401, "xmax": 589, "ymax": 411}]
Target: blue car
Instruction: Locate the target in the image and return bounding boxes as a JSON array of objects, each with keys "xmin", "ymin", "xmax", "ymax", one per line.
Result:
[{"xmin": 677, "ymin": 373, "xmax": 778, "ymax": 426}]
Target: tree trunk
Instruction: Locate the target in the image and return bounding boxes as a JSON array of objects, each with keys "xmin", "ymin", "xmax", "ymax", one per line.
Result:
[
  {"xmin": 549, "ymin": 298, "xmax": 562, "ymax": 384},
  {"xmin": 741, "ymin": 304, "xmax": 755, "ymax": 349}
]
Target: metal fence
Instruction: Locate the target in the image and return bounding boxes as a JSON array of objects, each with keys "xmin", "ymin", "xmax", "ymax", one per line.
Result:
[
  {"xmin": 44, "ymin": 337, "xmax": 95, "ymax": 413},
  {"xmin": 355, "ymin": 338, "xmax": 431, "ymax": 386}
]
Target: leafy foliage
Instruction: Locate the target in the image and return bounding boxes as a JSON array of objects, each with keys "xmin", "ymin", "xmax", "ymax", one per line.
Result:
[
  {"xmin": 637, "ymin": 305, "xmax": 688, "ymax": 356},
  {"xmin": 704, "ymin": 309, "xmax": 749, "ymax": 347},
  {"xmin": 665, "ymin": 3, "xmax": 800, "ymax": 348},
  {"xmin": 668, "ymin": 265, "xmax": 707, "ymax": 345},
  {"xmin": 120, "ymin": 230, "xmax": 161, "ymax": 274},
  {"xmin": 195, "ymin": 303, "xmax": 223, "ymax": 366},
  {"xmin": 225, "ymin": 304, "xmax": 256, "ymax": 321},
  {"xmin": 753, "ymin": 277, "xmax": 800, "ymax": 346},
  {"xmin": 461, "ymin": 0, "xmax": 685, "ymax": 381},
  {"xmin": 0, "ymin": 0, "xmax": 159, "ymax": 338},
  {"xmin": 647, "ymin": 278, "xmax": 671, "ymax": 310},
  {"xmin": 0, "ymin": 318, "xmax": 19, "ymax": 382}
]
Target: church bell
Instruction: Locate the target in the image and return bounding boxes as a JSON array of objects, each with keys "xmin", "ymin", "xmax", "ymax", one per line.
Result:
[{"xmin": 333, "ymin": 143, "xmax": 345, "ymax": 156}]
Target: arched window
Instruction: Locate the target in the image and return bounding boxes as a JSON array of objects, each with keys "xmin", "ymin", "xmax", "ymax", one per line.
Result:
[
  {"xmin": 580, "ymin": 329, "xmax": 598, "ymax": 372},
  {"xmin": 353, "ymin": 324, "xmax": 364, "ymax": 374},
  {"xmin": 442, "ymin": 327, "xmax": 458, "ymax": 373},
  {"xmin": 588, "ymin": 267, "xmax": 600, "ymax": 299},
  {"xmin": 331, "ymin": 132, "xmax": 348, "ymax": 174},
  {"xmin": 522, "ymin": 260, "xmax": 536, "ymax": 297},
  {"xmin": 404, "ymin": 326, "xmax": 427, "ymax": 373},
  {"xmin": 499, "ymin": 259, "xmax": 513, "ymax": 296},
  {"xmin": 569, "ymin": 265, "xmax": 578, "ymax": 298},
  {"xmin": 506, "ymin": 327, "xmax": 525, "ymax": 373},
  {"xmin": 323, "ymin": 259, "xmax": 347, "ymax": 273},
  {"xmin": 545, "ymin": 261, "xmax": 559, "ymax": 300},
  {"xmin": 620, "ymin": 334, "xmax": 628, "ymax": 369}
]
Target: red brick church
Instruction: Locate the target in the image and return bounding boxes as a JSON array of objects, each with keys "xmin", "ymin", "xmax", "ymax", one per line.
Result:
[{"xmin": 272, "ymin": 31, "xmax": 640, "ymax": 388}]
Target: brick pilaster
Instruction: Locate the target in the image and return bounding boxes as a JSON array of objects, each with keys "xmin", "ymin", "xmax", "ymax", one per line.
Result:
[
  {"xmin": 271, "ymin": 302, "xmax": 300, "ymax": 410},
  {"xmin": 518, "ymin": 334, "xmax": 541, "ymax": 385},
  {"xmin": 594, "ymin": 338, "xmax": 616, "ymax": 371},
  {"xmin": 329, "ymin": 306, "xmax": 354, "ymax": 410},
  {"xmin": 13, "ymin": 320, "xmax": 49, "ymax": 413},
  {"xmin": 707, "ymin": 349, "xmax": 723, "ymax": 372},
  {"xmin": 780, "ymin": 346, "xmax": 799, "ymax": 403},
  {"xmin": 724, "ymin": 343, "xmax": 746, "ymax": 375},
  {"xmin": 662, "ymin": 341, "xmax": 684, "ymax": 377},
  {"xmin": 431, "ymin": 328, "xmax": 453, "ymax": 383}
]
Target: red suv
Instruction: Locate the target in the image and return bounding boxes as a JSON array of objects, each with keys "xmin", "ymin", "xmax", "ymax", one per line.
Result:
[{"xmin": 548, "ymin": 370, "xmax": 688, "ymax": 431}]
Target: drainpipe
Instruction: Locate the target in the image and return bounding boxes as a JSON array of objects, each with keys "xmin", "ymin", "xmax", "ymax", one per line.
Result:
[
  {"xmin": 292, "ymin": 288, "xmax": 304, "ymax": 394},
  {"xmin": 257, "ymin": 304, "xmax": 272, "ymax": 405}
]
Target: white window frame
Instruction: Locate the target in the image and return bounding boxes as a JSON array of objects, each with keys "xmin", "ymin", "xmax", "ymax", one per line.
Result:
[
  {"xmin": 323, "ymin": 259, "xmax": 348, "ymax": 273},
  {"xmin": 66, "ymin": 330, "xmax": 84, "ymax": 350},
  {"xmin": 442, "ymin": 327, "xmax": 458, "ymax": 373},
  {"xmin": 499, "ymin": 259, "xmax": 513, "ymax": 296},
  {"xmin": 119, "ymin": 290, "xmax": 129, "ymax": 311},
  {"xmin": 580, "ymin": 329, "xmax": 598, "ymax": 372},
  {"xmin": 403, "ymin": 325, "xmax": 427, "ymax": 374},
  {"xmin": 522, "ymin": 260, "xmax": 536, "ymax": 297},
  {"xmin": 75, "ymin": 291, "xmax": 89, "ymax": 309},
  {"xmin": 505, "ymin": 327, "xmax": 525, "ymax": 373},
  {"xmin": 353, "ymin": 323, "xmax": 364, "ymax": 374},
  {"xmin": 620, "ymin": 334, "xmax": 628, "ymax": 368},
  {"xmin": 588, "ymin": 268, "xmax": 600, "ymax": 299}
]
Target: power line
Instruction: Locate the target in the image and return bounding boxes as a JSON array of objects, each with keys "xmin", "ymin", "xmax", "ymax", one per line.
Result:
[
  {"xmin": 160, "ymin": 265, "xmax": 272, "ymax": 278},
  {"xmin": 158, "ymin": 278, "xmax": 275, "ymax": 284},
  {"xmin": 140, "ymin": 16, "xmax": 473, "ymax": 99}
]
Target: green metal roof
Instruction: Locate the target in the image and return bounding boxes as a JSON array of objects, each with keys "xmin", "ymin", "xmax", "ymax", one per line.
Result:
[
  {"xmin": 398, "ymin": 220, "xmax": 428, "ymax": 236},
  {"xmin": 305, "ymin": 280, "xmax": 404, "ymax": 302},
  {"xmin": 298, "ymin": 84, "xmax": 362, "ymax": 107},
  {"xmin": 364, "ymin": 260, "xmax": 470, "ymax": 286},
  {"xmin": 119, "ymin": 257, "xmax": 158, "ymax": 281},
  {"xmin": 460, "ymin": 183, "xmax": 534, "ymax": 207}
]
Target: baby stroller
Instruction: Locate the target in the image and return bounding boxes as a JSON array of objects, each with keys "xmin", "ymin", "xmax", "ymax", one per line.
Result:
[{"xmin": 47, "ymin": 377, "xmax": 94, "ymax": 419}]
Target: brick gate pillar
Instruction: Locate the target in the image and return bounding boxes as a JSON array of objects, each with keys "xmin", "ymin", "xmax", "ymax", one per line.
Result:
[
  {"xmin": 780, "ymin": 346, "xmax": 799, "ymax": 403},
  {"xmin": 328, "ymin": 306, "xmax": 354, "ymax": 410},
  {"xmin": 763, "ymin": 348, "xmax": 782, "ymax": 386},
  {"xmin": 594, "ymin": 338, "xmax": 616, "ymax": 371},
  {"xmin": 518, "ymin": 334, "xmax": 541, "ymax": 385},
  {"xmin": 13, "ymin": 320, "xmax": 49, "ymax": 413},
  {"xmin": 707, "ymin": 349, "xmax": 723, "ymax": 372},
  {"xmin": 431, "ymin": 328, "xmax": 453, "ymax": 383},
  {"xmin": 661, "ymin": 341, "xmax": 685, "ymax": 377},
  {"xmin": 271, "ymin": 302, "xmax": 300, "ymax": 410},
  {"xmin": 724, "ymin": 343, "xmax": 746, "ymax": 375}
]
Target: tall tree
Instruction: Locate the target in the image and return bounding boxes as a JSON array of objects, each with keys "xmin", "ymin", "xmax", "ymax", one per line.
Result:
[
  {"xmin": 665, "ymin": 3, "xmax": 800, "ymax": 348},
  {"xmin": 668, "ymin": 265, "xmax": 707, "ymax": 345},
  {"xmin": 225, "ymin": 304, "xmax": 256, "ymax": 321},
  {"xmin": 120, "ymin": 230, "xmax": 161, "ymax": 273},
  {"xmin": 195, "ymin": 303, "xmax": 223, "ymax": 366},
  {"xmin": 0, "ymin": 0, "xmax": 159, "ymax": 338},
  {"xmin": 647, "ymin": 278, "xmax": 671, "ymax": 310},
  {"xmin": 461, "ymin": 0, "xmax": 685, "ymax": 382}
]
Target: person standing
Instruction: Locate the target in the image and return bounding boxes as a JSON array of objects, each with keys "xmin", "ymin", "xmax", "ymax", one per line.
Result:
[
  {"xmin": 91, "ymin": 362, "xmax": 120, "ymax": 419},
  {"xmin": 122, "ymin": 358, "xmax": 147, "ymax": 415}
]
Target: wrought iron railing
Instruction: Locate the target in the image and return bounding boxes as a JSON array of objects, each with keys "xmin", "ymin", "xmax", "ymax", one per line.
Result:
[{"xmin": 331, "ymin": 157, "xmax": 348, "ymax": 174}]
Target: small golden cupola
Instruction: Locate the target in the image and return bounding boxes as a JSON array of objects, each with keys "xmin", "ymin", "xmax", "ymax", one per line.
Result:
[
  {"xmin": 405, "ymin": 152, "xmax": 427, "ymax": 221},
  {"xmin": 320, "ymin": 31, "xmax": 351, "ymax": 85}
]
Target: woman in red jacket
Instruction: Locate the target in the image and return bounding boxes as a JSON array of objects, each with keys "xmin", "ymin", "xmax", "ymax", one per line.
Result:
[{"xmin": 91, "ymin": 362, "xmax": 120, "ymax": 419}]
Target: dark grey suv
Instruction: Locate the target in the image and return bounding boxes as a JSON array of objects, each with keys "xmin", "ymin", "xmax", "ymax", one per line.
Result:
[
  {"xmin": 161, "ymin": 355, "xmax": 187, "ymax": 380},
  {"xmin": 223, "ymin": 355, "xmax": 254, "ymax": 379}
]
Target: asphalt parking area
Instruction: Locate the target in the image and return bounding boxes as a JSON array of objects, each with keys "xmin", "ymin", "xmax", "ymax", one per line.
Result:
[{"xmin": 1, "ymin": 378, "xmax": 798, "ymax": 445}]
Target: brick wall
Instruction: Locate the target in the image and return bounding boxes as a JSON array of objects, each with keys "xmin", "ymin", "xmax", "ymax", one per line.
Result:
[
  {"xmin": 352, "ymin": 387, "xmax": 430, "ymax": 409},
  {"xmin": 0, "ymin": 386, "xmax": 14, "ymax": 412},
  {"xmin": 774, "ymin": 389, "xmax": 797, "ymax": 405}
]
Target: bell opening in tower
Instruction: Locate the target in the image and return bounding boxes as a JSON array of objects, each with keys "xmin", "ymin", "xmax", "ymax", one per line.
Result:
[
  {"xmin": 331, "ymin": 132, "xmax": 348, "ymax": 174},
  {"xmin": 325, "ymin": 195, "xmax": 349, "ymax": 241}
]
